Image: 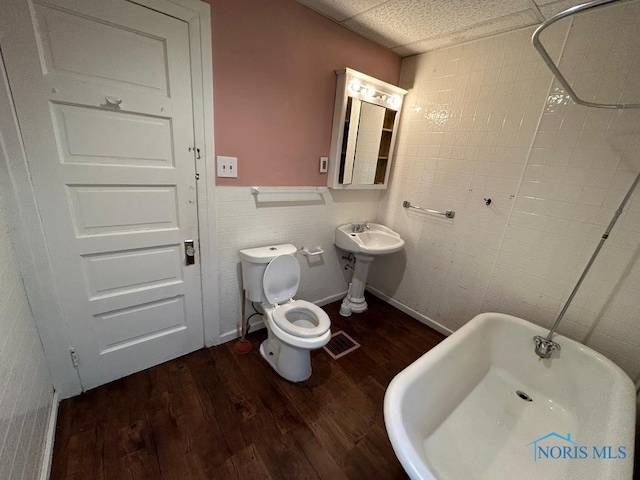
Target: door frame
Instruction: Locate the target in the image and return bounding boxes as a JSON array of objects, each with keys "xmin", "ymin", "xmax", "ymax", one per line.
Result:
[{"xmin": 0, "ymin": 0, "xmax": 219, "ymax": 399}]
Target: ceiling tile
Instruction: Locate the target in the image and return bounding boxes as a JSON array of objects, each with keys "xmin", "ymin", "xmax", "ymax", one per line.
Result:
[
  {"xmin": 536, "ymin": 0, "xmax": 589, "ymax": 19},
  {"xmin": 297, "ymin": 0, "xmax": 629, "ymax": 57},
  {"xmin": 342, "ymin": 0, "xmax": 533, "ymax": 48},
  {"xmin": 534, "ymin": 0, "xmax": 578, "ymax": 6},
  {"xmin": 297, "ymin": 0, "xmax": 389, "ymax": 22},
  {"xmin": 392, "ymin": 10, "xmax": 540, "ymax": 56}
]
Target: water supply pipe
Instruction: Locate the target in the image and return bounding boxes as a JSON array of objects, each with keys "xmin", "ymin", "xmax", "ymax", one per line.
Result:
[{"xmin": 534, "ymin": 170, "xmax": 640, "ymax": 358}]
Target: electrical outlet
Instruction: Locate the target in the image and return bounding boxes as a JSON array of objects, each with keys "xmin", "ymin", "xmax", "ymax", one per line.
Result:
[
  {"xmin": 319, "ymin": 156, "xmax": 328, "ymax": 173},
  {"xmin": 217, "ymin": 156, "xmax": 238, "ymax": 178}
]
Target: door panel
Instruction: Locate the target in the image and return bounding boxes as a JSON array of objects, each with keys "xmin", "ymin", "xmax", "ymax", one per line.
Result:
[
  {"xmin": 96, "ymin": 296, "xmax": 187, "ymax": 353},
  {"xmin": 52, "ymin": 105, "xmax": 174, "ymax": 167},
  {"xmin": 82, "ymin": 245, "xmax": 183, "ymax": 299},
  {"xmin": 66, "ymin": 185, "xmax": 179, "ymax": 236},
  {"xmin": 34, "ymin": 3, "xmax": 169, "ymax": 93},
  {"xmin": 0, "ymin": 0, "xmax": 204, "ymax": 389}
]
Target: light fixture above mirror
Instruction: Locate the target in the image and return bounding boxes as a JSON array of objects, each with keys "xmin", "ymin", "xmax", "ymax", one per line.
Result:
[{"xmin": 327, "ymin": 68, "xmax": 407, "ymax": 190}]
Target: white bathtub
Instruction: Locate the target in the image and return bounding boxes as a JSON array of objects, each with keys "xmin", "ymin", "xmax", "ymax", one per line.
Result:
[{"xmin": 384, "ymin": 312, "xmax": 636, "ymax": 480}]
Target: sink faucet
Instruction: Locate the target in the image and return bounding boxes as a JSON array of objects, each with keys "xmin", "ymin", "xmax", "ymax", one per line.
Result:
[
  {"xmin": 534, "ymin": 335, "xmax": 561, "ymax": 359},
  {"xmin": 352, "ymin": 223, "xmax": 370, "ymax": 233}
]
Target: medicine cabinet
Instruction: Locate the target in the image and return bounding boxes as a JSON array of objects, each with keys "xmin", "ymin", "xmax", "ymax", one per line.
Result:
[{"xmin": 327, "ymin": 68, "xmax": 407, "ymax": 189}]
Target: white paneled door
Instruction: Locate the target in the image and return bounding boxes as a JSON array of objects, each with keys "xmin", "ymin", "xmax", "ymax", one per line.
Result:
[{"xmin": 1, "ymin": 0, "xmax": 205, "ymax": 390}]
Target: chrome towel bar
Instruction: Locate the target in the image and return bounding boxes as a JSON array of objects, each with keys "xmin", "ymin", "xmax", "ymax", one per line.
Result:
[{"xmin": 403, "ymin": 200, "xmax": 455, "ymax": 218}]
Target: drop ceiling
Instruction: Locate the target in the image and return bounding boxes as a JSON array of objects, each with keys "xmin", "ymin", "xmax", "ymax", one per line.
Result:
[{"xmin": 297, "ymin": 0, "xmax": 586, "ymax": 56}]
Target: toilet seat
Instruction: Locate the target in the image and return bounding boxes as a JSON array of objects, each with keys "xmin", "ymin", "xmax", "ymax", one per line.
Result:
[
  {"xmin": 272, "ymin": 300, "xmax": 331, "ymax": 338},
  {"xmin": 263, "ymin": 254, "xmax": 331, "ymax": 338}
]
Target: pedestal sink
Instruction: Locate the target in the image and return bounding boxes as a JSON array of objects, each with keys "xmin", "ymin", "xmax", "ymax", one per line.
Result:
[{"xmin": 334, "ymin": 223, "xmax": 404, "ymax": 316}]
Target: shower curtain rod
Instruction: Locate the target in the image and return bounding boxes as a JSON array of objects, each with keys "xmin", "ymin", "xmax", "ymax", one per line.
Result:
[
  {"xmin": 531, "ymin": 0, "xmax": 640, "ymax": 355},
  {"xmin": 532, "ymin": 0, "xmax": 640, "ymax": 110}
]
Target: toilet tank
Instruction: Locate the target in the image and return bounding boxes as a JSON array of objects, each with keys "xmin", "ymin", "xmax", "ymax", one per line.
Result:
[{"xmin": 239, "ymin": 243, "xmax": 297, "ymax": 302}]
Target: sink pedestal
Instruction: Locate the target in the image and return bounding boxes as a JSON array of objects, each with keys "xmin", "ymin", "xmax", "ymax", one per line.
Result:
[
  {"xmin": 340, "ymin": 253, "xmax": 375, "ymax": 317},
  {"xmin": 334, "ymin": 222, "xmax": 404, "ymax": 316}
]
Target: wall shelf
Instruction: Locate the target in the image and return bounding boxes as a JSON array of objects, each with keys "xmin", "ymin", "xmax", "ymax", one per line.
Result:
[{"xmin": 250, "ymin": 186, "xmax": 325, "ymax": 203}]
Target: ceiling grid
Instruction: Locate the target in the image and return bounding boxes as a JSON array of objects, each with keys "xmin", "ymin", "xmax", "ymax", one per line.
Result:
[{"xmin": 297, "ymin": 0, "xmax": 588, "ymax": 56}]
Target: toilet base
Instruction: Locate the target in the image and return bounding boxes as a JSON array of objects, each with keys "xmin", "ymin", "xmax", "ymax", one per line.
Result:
[{"xmin": 259, "ymin": 337, "xmax": 312, "ymax": 383}]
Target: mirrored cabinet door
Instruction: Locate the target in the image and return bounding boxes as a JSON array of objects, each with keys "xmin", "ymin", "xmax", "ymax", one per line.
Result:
[{"xmin": 328, "ymin": 68, "xmax": 406, "ymax": 190}]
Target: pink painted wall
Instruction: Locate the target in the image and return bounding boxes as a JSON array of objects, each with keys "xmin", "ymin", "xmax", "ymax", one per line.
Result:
[{"xmin": 204, "ymin": 0, "xmax": 401, "ymax": 186}]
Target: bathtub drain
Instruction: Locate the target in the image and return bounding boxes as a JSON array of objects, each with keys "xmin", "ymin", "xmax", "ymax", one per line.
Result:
[{"xmin": 516, "ymin": 390, "xmax": 533, "ymax": 402}]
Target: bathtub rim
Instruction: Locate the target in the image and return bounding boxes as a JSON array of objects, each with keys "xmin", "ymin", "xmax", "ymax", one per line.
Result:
[{"xmin": 383, "ymin": 311, "xmax": 636, "ymax": 480}]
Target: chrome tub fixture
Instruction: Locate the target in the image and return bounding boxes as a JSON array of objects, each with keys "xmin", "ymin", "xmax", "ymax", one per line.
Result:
[{"xmin": 532, "ymin": 0, "xmax": 640, "ymax": 358}]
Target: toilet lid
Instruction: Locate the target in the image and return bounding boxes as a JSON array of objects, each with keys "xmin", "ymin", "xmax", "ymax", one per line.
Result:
[{"xmin": 263, "ymin": 254, "xmax": 300, "ymax": 305}]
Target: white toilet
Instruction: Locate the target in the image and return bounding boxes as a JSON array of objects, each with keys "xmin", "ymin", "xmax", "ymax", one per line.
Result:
[{"xmin": 239, "ymin": 243, "xmax": 332, "ymax": 382}]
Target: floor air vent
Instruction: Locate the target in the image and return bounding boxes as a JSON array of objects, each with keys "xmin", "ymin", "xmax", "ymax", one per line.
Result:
[{"xmin": 323, "ymin": 331, "xmax": 360, "ymax": 359}]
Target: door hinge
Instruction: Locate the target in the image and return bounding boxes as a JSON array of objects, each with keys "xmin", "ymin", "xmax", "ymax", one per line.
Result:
[
  {"xmin": 70, "ymin": 348, "xmax": 79, "ymax": 369},
  {"xmin": 188, "ymin": 146, "xmax": 202, "ymax": 159},
  {"xmin": 189, "ymin": 146, "xmax": 201, "ymax": 180}
]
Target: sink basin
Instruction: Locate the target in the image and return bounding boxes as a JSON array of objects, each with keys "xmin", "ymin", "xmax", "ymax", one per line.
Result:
[{"xmin": 334, "ymin": 223, "xmax": 404, "ymax": 255}]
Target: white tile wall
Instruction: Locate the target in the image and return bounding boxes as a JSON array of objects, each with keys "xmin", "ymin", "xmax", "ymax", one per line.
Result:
[
  {"xmin": 371, "ymin": 26, "xmax": 562, "ymax": 329},
  {"xmin": 216, "ymin": 187, "xmax": 381, "ymax": 338},
  {"xmin": 0, "ymin": 192, "xmax": 54, "ymax": 480},
  {"xmin": 370, "ymin": 3, "xmax": 640, "ymax": 382},
  {"xmin": 488, "ymin": 2, "xmax": 640, "ymax": 379}
]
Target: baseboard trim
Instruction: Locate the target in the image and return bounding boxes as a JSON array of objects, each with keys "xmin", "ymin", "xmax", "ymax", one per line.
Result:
[
  {"xmin": 219, "ymin": 318, "xmax": 265, "ymax": 344},
  {"xmin": 218, "ymin": 291, "xmax": 348, "ymax": 345},
  {"xmin": 40, "ymin": 390, "xmax": 59, "ymax": 480},
  {"xmin": 314, "ymin": 290, "xmax": 348, "ymax": 307},
  {"xmin": 366, "ymin": 286, "xmax": 453, "ymax": 337},
  {"xmin": 218, "ymin": 288, "xmax": 452, "ymax": 343}
]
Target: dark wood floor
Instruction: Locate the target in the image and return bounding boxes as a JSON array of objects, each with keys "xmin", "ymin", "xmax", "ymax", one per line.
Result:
[{"xmin": 50, "ymin": 294, "xmax": 446, "ymax": 479}]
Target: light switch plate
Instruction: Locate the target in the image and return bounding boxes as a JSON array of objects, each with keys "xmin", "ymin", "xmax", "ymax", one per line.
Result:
[
  {"xmin": 217, "ymin": 156, "xmax": 238, "ymax": 178},
  {"xmin": 320, "ymin": 156, "xmax": 328, "ymax": 173}
]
